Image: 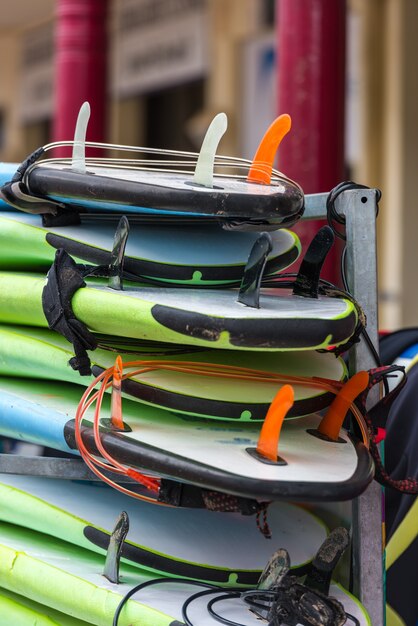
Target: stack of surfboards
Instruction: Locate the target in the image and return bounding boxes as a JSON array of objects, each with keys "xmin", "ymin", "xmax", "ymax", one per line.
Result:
[{"xmin": 0, "ymin": 104, "xmax": 372, "ymax": 624}]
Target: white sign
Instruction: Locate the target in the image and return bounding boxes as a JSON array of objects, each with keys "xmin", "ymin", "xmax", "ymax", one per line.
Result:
[
  {"xmin": 19, "ymin": 24, "xmax": 54, "ymax": 123},
  {"xmin": 113, "ymin": 0, "xmax": 208, "ymax": 96}
]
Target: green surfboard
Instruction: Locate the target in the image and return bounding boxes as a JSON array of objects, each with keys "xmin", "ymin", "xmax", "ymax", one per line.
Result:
[
  {"xmin": 0, "ymin": 522, "xmax": 370, "ymax": 626},
  {"xmin": 0, "ymin": 589, "xmax": 89, "ymax": 626},
  {"xmin": 0, "ymin": 475, "xmax": 327, "ymax": 585},
  {"xmin": 0, "ymin": 212, "xmax": 301, "ymax": 286},
  {"xmin": 0, "ymin": 271, "xmax": 358, "ymax": 351},
  {"xmin": 0, "ymin": 325, "xmax": 347, "ymax": 420}
]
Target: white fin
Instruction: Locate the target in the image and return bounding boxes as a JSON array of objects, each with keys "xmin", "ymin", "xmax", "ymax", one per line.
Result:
[
  {"xmin": 71, "ymin": 102, "xmax": 91, "ymax": 173},
  {"xmin": 193, "ymin": 112, "xmax": 227, "ymax": 188}
]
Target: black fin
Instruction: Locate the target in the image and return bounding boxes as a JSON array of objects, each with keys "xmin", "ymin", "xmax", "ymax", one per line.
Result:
[
  {"xmin": 293, "ymin": 226, "xmax": 334, "ymax": 298},
  {"xmin": 237, "ymin": 232, "xmax": 273, "ymax": 308},
  {"xmin": 103, "ymin": 511, "xmax": 129, "ymax": 584},
  {"xmin": 108, "ymin": 216, "xmax": 130, "ymax": 291},
  {"xmin": 304, "ymin": 526, "xmax": 350, "ymax": 595},
  {"xmin": 257, "ymin": 548, "xmax": 290, "ymax": 590}
]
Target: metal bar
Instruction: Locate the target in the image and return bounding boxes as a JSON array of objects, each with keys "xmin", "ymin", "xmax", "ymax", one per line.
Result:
[
  {"xmin": 0, "ymin": 454, "xmax": 134, "ymax": 483},
  {"xmin": 336, "ymin": 188, "xmax": 384, "ymax": 626},
  {"xmin": 302, "ymin": 193, "xmax": 329, "ymax": 220}
]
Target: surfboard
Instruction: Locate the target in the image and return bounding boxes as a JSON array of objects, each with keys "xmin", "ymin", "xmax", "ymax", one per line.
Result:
[
  {"xmin": 0, "ymin": 475, "xmax": 327, "ymax": 584},
  {"xmin": 0, "ymin": 589, "xmax": 89, "ymax": 626},
  {"xmin": 0, "ymin": 522, "xmax": 370, "ymax": 626},
  {"xmin": 1, "ymin": 109, "xmax": 305, "ymax": 231},
  {"xmin": 0, "ymin": 325, "xmax": 347, "ymax": 420},
  {"xmin": 0, "ymin": 378, "xmax": 374, "ymax": 501},
  {"xmin": 0, "ymin": 212, "xmax": 300, "ymax": 286},
  {"xmin": 0, "ymin": 272, "xmax": 358, "ymax": 351},
  {"xmin": 22, "ymin": 159, "xmax": 305, "ymax": 228}
]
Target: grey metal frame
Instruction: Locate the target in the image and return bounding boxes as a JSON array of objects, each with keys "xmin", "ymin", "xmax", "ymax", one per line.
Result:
[
  {"xmin": 0, "ymin": 188, "xmax": 384, "ymax": 624},
  {"xmin": 302, "ymin": 189, "xmax": 383, "ymax": 625}
]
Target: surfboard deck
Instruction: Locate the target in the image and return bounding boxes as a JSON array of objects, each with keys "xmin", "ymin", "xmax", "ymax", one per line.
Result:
[
  {"xmin": 0, "ymin": 522, "xmax": 370, "ymax": 626},
  {"xmin": 0, "ymin": 325, "xmax": 347, "ymax": 420},
  {"xmin": 0, "ymin": 212, "xmax": 301, "ymax": 286},
  {"xmin": 0, "ymin": 378, "xmax": 374, "ymax": 501},
  {"xmin": 0, "ymin": 272, "xmax": 358, "ymax": 351},
  {"xmin": 0, "ymin": 475, "xmax": 327, "ymax": 585}
]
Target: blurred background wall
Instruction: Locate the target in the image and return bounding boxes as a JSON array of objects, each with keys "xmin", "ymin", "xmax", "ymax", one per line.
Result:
[{"xmin": 0, "ymin": 0, "xmax": 417, "ymax": 330}]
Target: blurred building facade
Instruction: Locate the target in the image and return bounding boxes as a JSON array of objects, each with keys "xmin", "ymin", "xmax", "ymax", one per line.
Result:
[{"xmin": 0, "ymin": 0, "xmax": 417, "ymax": 329}]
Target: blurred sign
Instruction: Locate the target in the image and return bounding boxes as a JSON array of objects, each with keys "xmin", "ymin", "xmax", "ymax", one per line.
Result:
[
  {"xmin": 240, "ymin": 32, "xmax": 276, "ymax": 160},
  {"xmin": 19, "ymin": 24, "xmax": 54, "ymax": 122},
  {"xmin": 113, "ymin": 0, "xmax": 208, "ymax": 96}
]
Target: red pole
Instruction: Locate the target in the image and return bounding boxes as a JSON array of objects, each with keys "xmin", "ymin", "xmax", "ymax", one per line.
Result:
[
  {"xmin": 52, "ymin": 0, "xmax": 108, "ymax": 149},
  {"xmin": 277, "ymin": 0, "xmax": 346, "ymax": 282}
]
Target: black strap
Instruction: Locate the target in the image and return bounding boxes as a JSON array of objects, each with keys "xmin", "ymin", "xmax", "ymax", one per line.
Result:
[
  {"xmin": 0, "ymin": 148, "xmax": 80, "ymax": 222},
  {"xmin": 42, "ymin": 249, "xmax": 98, "ymax": 375},
  {"xmin": 158, "ymin": 479, "xmax": 261, "ymax": 516}
]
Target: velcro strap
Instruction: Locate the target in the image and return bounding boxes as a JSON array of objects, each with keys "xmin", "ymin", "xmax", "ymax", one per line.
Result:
[
  {"xmin": 42, "ymin": 249, "xmax": 98, "ymax": 375},
  {"xmin": 158, "ymin": 479, "xmax": 260, "ymax": 515},
  {"xmin": 0, "ymin": 147, "xmax": 77, "ymax": 219}
]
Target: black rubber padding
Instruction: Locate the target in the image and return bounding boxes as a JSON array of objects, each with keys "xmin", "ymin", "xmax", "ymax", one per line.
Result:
[{"xmin": 27, "ymin": 166, "xmax": 305, "ymax": 229}]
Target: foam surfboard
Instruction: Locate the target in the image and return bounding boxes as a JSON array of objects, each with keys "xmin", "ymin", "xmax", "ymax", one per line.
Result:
[
  {"xmin": 0, "ymin": 475, "xmax": 327, "ymax": 584},
  {"xmin": 0, "ymin": 212, "xmax": 301, "ymax": 286},
  {"xmin": 0, "ymin": 523, "xmax": 370, "ymax": 626},
  {"xmin": 0, "ymin": 589, "xmax": 89, "ymax": 626},
  {"xmin": 0, "ymin": 325, "xmax": 347, "ymax": 420},
  {"xmin": 1, "ymin": 109, "xmax": 304, "ymax": 232},
  {"xmin": 0, "ymin": 272, "xmax": 358, "ymax": 351},
  {"xmin": 21, "ymin": 160, "xmax": 305, "ymax": 229},
  {"xmin": 0, "ymin": 378, "xmax": 374, "ymax": 501},
  {"xmin": 0, "ymin": 110, "xmax": 304, "ymax": 230}
]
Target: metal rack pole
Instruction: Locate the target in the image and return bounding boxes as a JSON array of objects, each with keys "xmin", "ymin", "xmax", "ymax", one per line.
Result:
[{"xmin": 340, "ymin": 188, "xmax": 384, "ymax": 626}]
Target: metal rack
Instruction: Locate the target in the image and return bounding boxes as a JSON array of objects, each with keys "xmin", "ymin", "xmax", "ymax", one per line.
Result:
[{"xmin": 0, "ymin": 188, "xmax": 384, "ymax": 624}]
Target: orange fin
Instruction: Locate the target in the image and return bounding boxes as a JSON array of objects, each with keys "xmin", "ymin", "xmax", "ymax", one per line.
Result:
[
  {"xmin": 317, "ymin": 371, "xmax": 370, "ymax": 441},
  {"xmin": 247, "ymin": 114, "xmax": 292, "ymax": 185},
  {"xmin": 256, "ymin": 384, "xmax": 294, "ymax": 462},
  {"xmin": 110, "ymin": 355, "xmax": 124, "ymax": 431}
]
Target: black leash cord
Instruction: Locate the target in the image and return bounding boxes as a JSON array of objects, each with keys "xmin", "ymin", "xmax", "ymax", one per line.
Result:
[
  {"xmin": 112, "ymin": 578, "xmax": 217, "ymax": 626},
  {"xmin": 182, "ymin": 588, "xmax": 241, "ymax": 626},
  {"xmin": 112, "ymin": 578, "xmax": 248, "ymax": 626}
]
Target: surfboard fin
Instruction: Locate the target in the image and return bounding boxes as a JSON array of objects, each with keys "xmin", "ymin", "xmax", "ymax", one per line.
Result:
[
  {"xmin": 108, "ymin": 216, "xmax": 130, "ymax": 291},
  {"xmin": 309, "ymin": 371, "xmax": 369, "ymax": 443},
  {"xmin": 257, "ymin": 548, "xmax": 291, "ymax": 591},
  {"xmin": 103, "ymin": 510, "xmax": 129, "ymax": 584},
  {"xmin": 293, "ymin": 226, "xmax": 335, "ymax": 298},
  {"xmin": 304, "ymin": 527, "xmax": 350, "ymax": 596},
  {"xmin": 251, "ymin": 535, "xmax": 348, "ymax": 625},
  {"xmin": 193, "ymin": 112, "xmax": 228, "ymax": 188},
  {"xmin": 72, "ymin": 102, "xmax": 90, "ymax": 173},
  {"xmin": 247, "ymin": 385, "xmax": 294, "ymax": 465},
  {"xmin": 247, "ymin": 114, "xmax": 292, "ymax": 185},
  {"xmin": 237, "ymin": 232, "xmax": 273, "ymax": 308}
]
